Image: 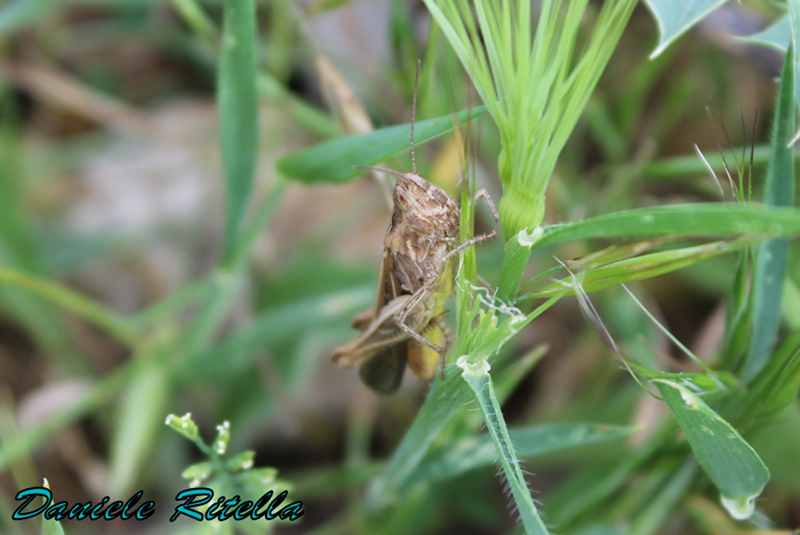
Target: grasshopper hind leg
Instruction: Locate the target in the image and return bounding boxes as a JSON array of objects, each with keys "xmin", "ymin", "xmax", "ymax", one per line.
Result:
[{"xmin": 436, "ymin": 318, "xmax": 452, "ymax": 380}]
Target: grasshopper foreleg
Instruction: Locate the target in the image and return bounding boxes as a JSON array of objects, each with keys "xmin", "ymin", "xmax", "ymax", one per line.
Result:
[
  {"xmin": 475, "ymin": 188, "xmax": 500, "ymax": 222},
  {"xmin": 434, "ymin": 230, "xmax": 497, "ymax": 267}
]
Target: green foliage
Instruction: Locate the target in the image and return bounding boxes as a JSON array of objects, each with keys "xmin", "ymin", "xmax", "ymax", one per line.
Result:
[
  {"xmin": 423, "ymin": 0, "xmax": 638, "ymax": 301},
  {"xmin": 745, "ymin": 46, "xmax": 796, "ymax": 380},
  {"xmin": 165, "ymin": 415, "xmax": 292, "ymax": 534},
  {"xmin": 218, "ymin": 0, "xmax": 259, "ymax": 261},
  {"xmin": 40, "ymin": 479, "xmax": 65, "ymax": 535},
  {"xmin": 653, "ymin": 381, "xmax": 769, "ymax": 520},
  {"xmin": 458, "ymin": 357, "xmax": 549, "ymax": 534}
]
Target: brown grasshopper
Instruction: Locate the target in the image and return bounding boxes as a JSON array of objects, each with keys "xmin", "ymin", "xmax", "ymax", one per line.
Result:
[{"xmin": 331, "ymin": 63, "xmax": 498, "ymax": 394}]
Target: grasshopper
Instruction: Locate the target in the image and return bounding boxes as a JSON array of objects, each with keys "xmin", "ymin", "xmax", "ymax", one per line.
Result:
[{"xmin": 331, "ymin": 63, "xmax": 497, "ymax": 394}]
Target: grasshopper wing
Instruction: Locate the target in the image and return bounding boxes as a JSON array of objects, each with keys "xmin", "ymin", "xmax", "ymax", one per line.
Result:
[
  {"xmin": 332, "ymin": 250, "xmax": 409, "ymax": 394},
  {"xmin": 358, "ymin": 346, "xmax": 407, "ymax": 394},
  {"xmin": 350, "ymin": 249, "xmax": 402, "ymax": 331}
]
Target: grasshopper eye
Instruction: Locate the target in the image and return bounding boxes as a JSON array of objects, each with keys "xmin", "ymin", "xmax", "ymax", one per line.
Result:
[{"xmin": 394, "ymin": 190, "xmax": 412, "ymax": 210}]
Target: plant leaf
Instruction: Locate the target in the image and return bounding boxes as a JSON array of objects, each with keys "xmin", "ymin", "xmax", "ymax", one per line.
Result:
[
  {"xmin": 526, "ymin": 239, "xmax": 752, "ymax": 299},
  {"xmin": 643, "ymin": 0, "xmax": 728, "ymax": 58},
  {"xmin": 745, "ymin": 46, "xmax": 795, "ymax": 380},
  {"xmin": 790, "ymin": 2, "xmax": 800, "ymax": 137},
  {"xmin": 458, "ymin": 357, "xmax": 550, "ymax": 535},
  {"xmin": 403, "ymin": 423, "xmax": 634, "ymax": 492},
  {"xmin": 528, "ymin": 204, "xmax": 800, "ymax": 252},
  {"xmin": 739, "ymin": 14, "xmax": 790, "ymax": 50},
  {"xmin": 629, "ymin": 460, "xmax": 696, "ymax": 535},
  {"xmin": 109, "ymin": 358, "xmax": 171, "ymax": 495},
  {"xmin": 0, "ymin": 266, "xmax": 136, "ymax": 345},
  {"xmin": 188, "ymin": 286, "xmax": 373, "ymax": 381},
  {"xmin": 738, "ymin": 326, "xmax": 800, "ymax": 426},
  {"xmin": 41, "ymin": 479, "xmax": 65, "ymax": 535},
  {"xmin": 218, "ymin": 0, "xmax": 258, "ymax": 260},
  {"xmin": 368, "ymin": 363, "xmax": 473, "ymax": 505},
  {"xmin": 654, "ymin": 379, "xmax": 769, "ymax": 520},
  {"xmin": 276, "ymin": 106, "xmax": 486, "ymax": 184}
]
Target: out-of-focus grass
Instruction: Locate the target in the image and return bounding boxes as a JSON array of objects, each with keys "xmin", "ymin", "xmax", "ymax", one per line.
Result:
[{"xmin": 1, "ymin": 1, "xmax": 800, "ymax": 535}]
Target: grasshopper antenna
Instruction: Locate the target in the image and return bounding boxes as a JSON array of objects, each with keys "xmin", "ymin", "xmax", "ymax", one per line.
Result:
[{"xmin": 411, "ymin": 59, "xmax": 420, "ymax": 175}]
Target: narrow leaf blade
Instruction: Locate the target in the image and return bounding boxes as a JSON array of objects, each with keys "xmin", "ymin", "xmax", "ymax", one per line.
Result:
[
  {"xmin": 277, "ymin": 106, "xmax": 486, "ymax": 184},
  {"xmin": 459, "ymin": 358, "xmax": 550, "ymax": 535},
  {"xmin": 218, "ymin": 0, "xmax": 259, "ymax": 259},
  {"xmin": 745, "ymin": 46, "xmax": 796, "ymax": 380},
  {"xmin": 531, "ymin": 204, "xmax": 800, "ymax": 251}
]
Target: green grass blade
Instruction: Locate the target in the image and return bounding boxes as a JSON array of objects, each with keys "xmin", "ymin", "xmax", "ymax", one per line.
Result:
[
  {"xmin": 402, "ymin": 423, "xmax": 635, "ymax": 492},
  {"xmin": 276, "ymin": 105, "xmax": 486, "ymax": 184},
  {"xmin": 738, "ymin": 326, "xmax": 800, "ymax": 426},
  {"xmin": 257, "ymin": 73, "xmax": 340, "ymax": 139},
  {"xmin": 108, "ymin": 356, "xmax": 171, "ymax": 495},
  {"xmin": 41, "ymin": 513, "xmax": 66, "ymax": 535},
  {"xmin": 790, "ymin": 3, "xmax": 800, "ymax": 133},
  {"xmin": 572, "ymin": 528, "xmax": 626, "ymax": 535},
  {"xmin": 745, "ymin": 46, "xmax": 796, "ymax": 380},
  {"xmin": 547, "ymin": 457, "xmax": 647, "ymax": 528},
  {"xmin": 785, "ymin": 278, "xmax": 800, "ymax": 329},
  {"xmin": 186, "ymin": 285, "xmax": 373, "ymax": 381},
  {"xmin": 458, "ymin": 357, "xmax": 550, "ymax": 535},
  {"xmin": 530, "ymin": 204, "xmax": 800, "ymax": 251},
  {"xmin": 0, "ymin": 266, "xmax": 137, "ymax": 345},
  {"xmin": 720, "ymin": 249, "xmax": 752, "ymax": 370},
  {"xmin": 525, "ymin": 239, "xmax": 751, "ymax": 299},
  {"xmin": 628, "ymin": 460, "xmax": 696, "ymax": 535},
  {"xmin": 129, "ymin": 278, "xmax": 212, "ymax": 330},
  {"xmin": 368, "ymin": 364, "xmax": 473, "ymax": 505},
  {"xmin": 497, "ymin": 226, "xmax": 541, "ymax": 299},
  {"xmin": 179, "ymin": 270, "xmax": 240, "ymax": 358},
  {"xmin": 41, "ymin": 479, "xmax": 65, "ymax": 535},
  {"xmin": 171, "ymin": 0, "xmax": 217, "ymax": 41},
  {"xmin": 653, "ymin": 379, "xmax": 769, "ymax": 520},
  {"xmin": 292, "ymin": 462, "xmax": 383, "ymax": 499},
  {"xmin": 218, "ymin": 0, "xmax": 258, "ymax": 261},
  {"xmin": 230, "ymin": 178, "xmax": 287, "ymax": 270}
]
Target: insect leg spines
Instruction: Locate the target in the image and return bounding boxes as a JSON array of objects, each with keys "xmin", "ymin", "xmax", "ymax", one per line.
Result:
[
  {"xmin": 474, "ymin": 188, "xmax": 500, "ymax": 222},
  {"xmin": 433, "ymin": 230, "xmax": 498, "ymax": 267}
]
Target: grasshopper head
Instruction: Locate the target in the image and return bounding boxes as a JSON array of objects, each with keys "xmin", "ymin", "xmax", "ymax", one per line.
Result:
[{"xmin": 393, "ymin": 173, "xmax": 460, "ymax": 237}]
